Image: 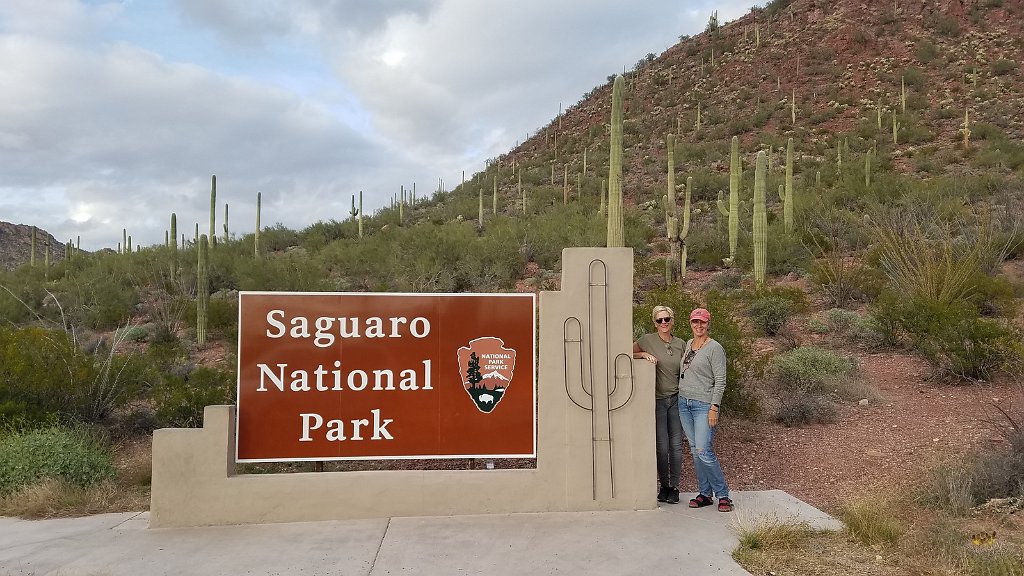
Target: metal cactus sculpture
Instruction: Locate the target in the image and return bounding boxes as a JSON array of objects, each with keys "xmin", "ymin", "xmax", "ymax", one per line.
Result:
[
  {"xmin": 753, "ymin": 151, "xmax": 767, "ymax": 288},
  {"xmin": 781, "ymin": 137, "xmax": 794, "ymax": 233},
  {"xmin": 717, "ymin": 136, "xmax": 741, "ymax": 263},
  {"xmin": 606, "ymin": 74, "xmax": 624, "ymax": 247},
  {"xmin": 197, "ymin": 234, "xmax": 209, "ymax": 346},
  {"xmin": 209, "ymin": 175, "xmax": 216, "ymax": 247}
]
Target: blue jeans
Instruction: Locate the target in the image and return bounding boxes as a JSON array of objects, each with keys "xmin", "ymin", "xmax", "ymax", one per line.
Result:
[
  {"xmin": 655, "ymin": 395, "xmax": 683, "ymax": 489},
  {"xmin": 679, "ymin": 397, "xmax": 729, "ymax": 499}
]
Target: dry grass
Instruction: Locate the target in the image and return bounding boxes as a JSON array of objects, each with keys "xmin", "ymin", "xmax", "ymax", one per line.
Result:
[
  {"xmin": 0, "ymin": 437, "xmax": 150, "ymax": 519},
  {"xmin": 733, "ymin": 501, "xmax": 1024, "ymax": 576}
]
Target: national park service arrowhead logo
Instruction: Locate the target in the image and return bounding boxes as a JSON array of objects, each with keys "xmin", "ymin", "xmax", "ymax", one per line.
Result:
[{"xmin": 457, "ymin": 336, "xmax": 517, "ymax": 413}]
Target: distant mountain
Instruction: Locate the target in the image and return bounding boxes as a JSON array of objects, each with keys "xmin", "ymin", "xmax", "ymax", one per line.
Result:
[
  {"xmin": 483, "ymin": 370, "xmax": 509, "ymax": 381},
  {"xmin": 0, "ymin": 221, "xmax": 73, "ymax": 271}
]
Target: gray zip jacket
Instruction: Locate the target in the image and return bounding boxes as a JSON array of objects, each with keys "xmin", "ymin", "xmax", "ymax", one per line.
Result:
[{"xmin": 677, "ymin": 338, "xmax": 727, "ymax": 406}]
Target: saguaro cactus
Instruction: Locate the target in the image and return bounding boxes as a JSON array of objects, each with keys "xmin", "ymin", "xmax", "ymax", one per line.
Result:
[
  {"xmin": 665, "ymin": 134, "xmax": 679, "ymax": 283},
  {"xmin": 197, "ymin": 234, "xmax": 209, "ymax": 346},
  {"xmin": 753, "ymin": 151, "xmax": 767, "ymax": 287},
  {"xmin": 962, "ymin": 108, "xmax": 971, "ymax": 148},
  {"xmin": 223, "ymin": 203, "xmax": 229, "ymax": 243},
  {"xmin": 255, "ymin": 192, "xmax": 262, "ymax": 257},
  {"xmin": 209, "ymin": 175, "xmax": 216, "ymax": 247},
  {"xmin": 477, "ymin": 187, "xmax": 484, "ymax": 230},
  {"xmin": 358, "ymin": 191, "xmax": 363, "ymax": 239},
  {"xmin": 680, "ymin": 176, "xmax": 692, "ymax": 282},
  {"xmin": 717, "ymin": 136, "xmax": 741, "ymax": 263},
  {"xmin": 519, "ymin": 173, "xmax": 526, "ymax": 214},
  {"xmin": 865, "ymin": 149, "xmax": 872, "ymax": 188},
  {"xmin": 493, "ymin": 175, "xmax": 498, "ymax": 214},
  {"xmin": 170, "ymin": 213, "xmax": 178, "ymax": 275},
  {"xmin": 782, "ymin": 137, "xmax": 794, "ymax": 233},
  {"xmin": 607, "ymin": 75, "xmax": 624, "ymax": 247}
]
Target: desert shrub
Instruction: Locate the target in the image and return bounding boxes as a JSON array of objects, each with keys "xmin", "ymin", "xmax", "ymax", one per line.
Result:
[
  {"xmin": 770, "ymin": 346, "xmax": 858, "ymax": 394},
  {"xmin": 151, "ymin": 366, "xmax": 236, "ymax": 428},
  {"xmin": 774, "ymin": 391, "xmax": 837, "ymax": 427},
  {"xmin": 748, "ymin": 295, "xmax": 792, "ymax": 335},
  {"xmin": 633, "ymin": 287, "xmax": 759, "ymax": 417},
  {"xmin": 991, "ymin": 59, "xmax": 1017, "ymax": 76},
  {"xmin": 0, "ymin": 426, "xmax": 114, "ymax": 496},
  {"xmin": 807, "ymin": 308, "xmax": 860, "ymax": 334}
]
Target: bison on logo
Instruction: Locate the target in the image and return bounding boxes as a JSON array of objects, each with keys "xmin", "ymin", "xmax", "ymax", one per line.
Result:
[{"xmin": 457, "ymin": 336, "xmax": 517, "ymax": 413}]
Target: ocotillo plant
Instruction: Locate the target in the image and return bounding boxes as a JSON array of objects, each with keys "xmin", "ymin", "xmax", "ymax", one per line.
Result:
[
  {"xmin": 607, "ymin": 74, "xmax": 624, "ymax": 247},
  {"xmin": 753, "ymin": 151, "xmax": 767, "ymax": 288},
  {"xmin": 197, "ymin": 234, "xmax": 209, "ymax": 346},
  {"xmin": 170, "ymin": 213, "xmax": 178, "ymax": 275},
  {"xmin": 209, "ymin": 175, "xmax": 216, "ymax": 248},
  {"xmin": 782, "ymin": 137, "xmax": 794, "ymax": 233},
  {"xmin": 255, "ymin": 192, "xmax": 262, "ymax": 257},
  {"xmin": 717, "ymin": 136, "xmax": 741, "ymax": 263}
]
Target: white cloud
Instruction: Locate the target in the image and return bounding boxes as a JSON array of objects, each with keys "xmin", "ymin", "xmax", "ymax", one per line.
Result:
[{"xmin": 0, "ymin": 0, "xmax": 749, "ymax": 251}]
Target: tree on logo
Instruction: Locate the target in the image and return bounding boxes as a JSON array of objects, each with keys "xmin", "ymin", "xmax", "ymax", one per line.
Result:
[{"xmin": 467, "ymin": 352, "xmax": 483, "ymax": 389}]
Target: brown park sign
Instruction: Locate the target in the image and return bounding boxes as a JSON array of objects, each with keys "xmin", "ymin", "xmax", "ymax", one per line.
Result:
[{"xmin": 236, "ymin": 292, "xmax": 536, "ymax": 462}]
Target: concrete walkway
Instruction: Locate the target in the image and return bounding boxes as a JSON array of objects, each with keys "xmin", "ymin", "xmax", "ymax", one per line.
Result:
[{"xmin": 0, "ymin": 490, "xmax": 841, "ymax": 576}]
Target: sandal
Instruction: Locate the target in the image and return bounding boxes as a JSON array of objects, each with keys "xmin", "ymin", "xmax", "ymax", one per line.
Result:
[
  {"xmin": 688, "ymin": 494, "xmax": 714, "ymax": 508},
  {"xmin": 718, "ymin": 497, "xmax": 734, "ymax": 512}
]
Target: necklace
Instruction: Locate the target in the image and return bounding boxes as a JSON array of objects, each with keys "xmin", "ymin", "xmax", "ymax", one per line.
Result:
[{"xmin": 691, "ymin": 336, "xmax": 709, "ymax": 351}]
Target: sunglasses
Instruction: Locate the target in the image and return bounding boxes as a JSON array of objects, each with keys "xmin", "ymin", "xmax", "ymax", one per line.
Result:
[{"xmin": 655, "ymin": 317, "xmax": 673, "ymax": 324}]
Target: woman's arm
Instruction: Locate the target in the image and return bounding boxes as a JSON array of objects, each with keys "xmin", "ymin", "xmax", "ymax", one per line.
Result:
[{"xmin": 708, "ymin": 342, "xmax": 727, "ymax": 407}]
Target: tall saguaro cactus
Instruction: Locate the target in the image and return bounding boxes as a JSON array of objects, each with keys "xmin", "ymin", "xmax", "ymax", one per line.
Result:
[
  {"xmin": 255, "ymin": 192, "xmax": 262, "ymax": 257},
  {"xmin": 680, "ymin": 176, "xmax": 692, "ymax": 282},
  {"xmin": 782, "ymin": 137, "xmax": 794, "ymax": 233},
  {"xmin": 717, "ymin": 136, "xmax": 741, "ymax": 263},
  {"xmin": 606, "ymin": 74, "xmax": 625, "ymax": 247},
  {"xmin": 170, "ymin": 213, "xmax": 178, "ymax": 275},
  {"xmin": 753, "ymin": 151, "xmax": 767, "ymax": 287},
  {"xmin": 358, "ymin": 191, "xmax": 364, "ymax": 239},
  {"xmin": 197, "ymin": 234, "xmax": 209, "ymax": 345},
  {"xmin": 209, "ymin": 175, "xmax": 217, "ymax": 248},
  {"xmin": 223, "ymin": 203, "xmax": 230, "ymax": 244},
  {"xmin": 664, "ymin": 134, "xmax": 679, "ymax": 284}
]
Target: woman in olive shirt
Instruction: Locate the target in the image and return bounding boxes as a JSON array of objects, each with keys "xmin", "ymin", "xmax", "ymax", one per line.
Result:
[{"xmin": 632, "ymin": 306, "xmax": 685, "ymax": 504}]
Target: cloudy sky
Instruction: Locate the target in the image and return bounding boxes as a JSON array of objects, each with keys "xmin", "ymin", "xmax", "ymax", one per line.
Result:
[{"xmin": 0, "ymin": 0, "xmax": 751, "ymax": 251}]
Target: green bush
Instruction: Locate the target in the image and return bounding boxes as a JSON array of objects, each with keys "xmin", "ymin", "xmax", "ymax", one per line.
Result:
[
  {"xmin": 0, "ymin": 426, "xmax": 114, "ymax": 496},
  {"xmin": 151, "ymin": 366, "xmax": 236, "ymax": 428},
  {"xmin": 633, "ymin": 287, "xmax": 759, "ymax": 417},
  {"xmin": 748, "ymin": 295, "xmax": 793, "ymax": 336},
  {"xmin": 770, "ymin": 346, "xmax": 858, "ymax": 394}
]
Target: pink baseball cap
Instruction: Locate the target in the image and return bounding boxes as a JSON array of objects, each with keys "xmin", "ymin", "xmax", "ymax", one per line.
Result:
[{"xmin": 689, "ymin": 308, "xmax": 711, "ymax": 322}]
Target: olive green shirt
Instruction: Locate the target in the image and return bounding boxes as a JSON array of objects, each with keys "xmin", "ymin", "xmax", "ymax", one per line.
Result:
[{"xmin": 636, "ymin": 333, "xmax": 685, "ymax": 399}]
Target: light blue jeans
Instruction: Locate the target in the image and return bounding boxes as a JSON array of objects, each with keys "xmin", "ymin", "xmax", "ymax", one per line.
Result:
[{"xmin": 679, "ymin": 397, "xmax": 730, "ymax": 499}]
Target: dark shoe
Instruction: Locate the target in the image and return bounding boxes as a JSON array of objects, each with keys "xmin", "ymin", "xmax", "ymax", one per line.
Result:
[
  {"xmin": 718, "ymin": 497, "xmax": 734, "ymax": 512},
  {"xmin": 688, "ymin": 494, "xmax": 713, "ymax": 508},
  {"xmin": 666, "ymin": 488, "xmax": 680, "ymax": 504},
  {"xmin": 657, "ymin": 486, "xmax": 669, "ymax": 503}
]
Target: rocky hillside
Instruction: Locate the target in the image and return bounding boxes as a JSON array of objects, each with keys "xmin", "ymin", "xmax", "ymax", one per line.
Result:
[
  {"xmin": 497, "ymin": 0, "xmax": 1023, "ymax": 207},
  {"xmin": 0, "ymin": 222, "xmax": 69, "ymax": 271}
]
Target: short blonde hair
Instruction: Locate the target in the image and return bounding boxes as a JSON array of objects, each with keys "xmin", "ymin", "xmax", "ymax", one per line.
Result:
[{"xmin": 651, "ymin": 305, "xmax": 674, "ymax": 323}]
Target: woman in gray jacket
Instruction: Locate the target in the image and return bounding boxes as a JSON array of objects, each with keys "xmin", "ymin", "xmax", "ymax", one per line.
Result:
[{"xmin": 678, "ymin": 307, "xmax": 733, "ymax": 512}]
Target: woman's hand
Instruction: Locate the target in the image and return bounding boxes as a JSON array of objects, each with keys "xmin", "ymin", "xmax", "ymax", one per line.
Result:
[
  {"xmin": 708, "ymin": 405, "xmax": 719, "ymax": 428},
  {"xmin": 641, "ymin": 353, "xmax": 656, "ymax": 364}
]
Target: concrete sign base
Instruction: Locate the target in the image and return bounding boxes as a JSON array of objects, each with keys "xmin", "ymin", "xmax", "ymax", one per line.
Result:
[{"xmin": 151, "ymin": 247, "xmax": 655, "ymax": 527}]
